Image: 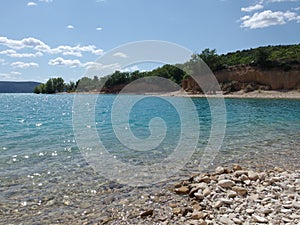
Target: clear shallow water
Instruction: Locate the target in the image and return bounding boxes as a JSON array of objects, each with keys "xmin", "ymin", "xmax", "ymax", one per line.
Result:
[{"xmin": 0, "ymin": 93, "xmax": 299, "ymax": 223}]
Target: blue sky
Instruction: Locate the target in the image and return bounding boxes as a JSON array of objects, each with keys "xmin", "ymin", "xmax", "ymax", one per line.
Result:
[{"xmin": 0, "ymin": 0, "xmax": 299, "ymax": 82}]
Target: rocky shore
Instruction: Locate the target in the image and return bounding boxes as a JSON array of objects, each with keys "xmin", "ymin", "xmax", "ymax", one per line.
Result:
[
  {"xmin": 1, "ymin": 165, "xmax": 299, "ymax": 224},
  {"xmin": 93, "ymin": 165, "xmax": 299, "ymax": 225},
  {"xmin": 169, "ymin": 166, "xmax": 300, "ymax": 225}
]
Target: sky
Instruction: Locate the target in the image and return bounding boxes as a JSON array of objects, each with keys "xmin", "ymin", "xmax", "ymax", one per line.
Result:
[{"xmin": 0, "ymin": 0, "xmax": 299, "ymax": 82}]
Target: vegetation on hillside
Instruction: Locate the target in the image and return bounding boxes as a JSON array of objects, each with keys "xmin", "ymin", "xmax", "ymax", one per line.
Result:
[
  {"xmin": 220, "ymin": 44, "xmax": 300, "ymax": 70},
  {"xmin": 34, "ymin": 44, "xmax": 300, "ymax": 94}
]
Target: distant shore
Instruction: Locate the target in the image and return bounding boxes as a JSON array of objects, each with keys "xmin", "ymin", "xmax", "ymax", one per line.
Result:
[{"xmin": 161, "ymin": 90, "xmax": 300, "ymax": 99}]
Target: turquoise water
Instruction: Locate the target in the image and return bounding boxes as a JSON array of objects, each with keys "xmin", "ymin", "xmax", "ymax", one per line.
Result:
[
  {"xmin": 0, "ymin": 93, "xmax": 299, "ymax": 223},
  {"xmin": 1, "ymin": 93, "xmax": 300, "ymax": 178}
]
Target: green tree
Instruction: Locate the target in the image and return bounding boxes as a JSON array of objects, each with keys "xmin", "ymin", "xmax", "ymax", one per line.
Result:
[
  {"xmin": 53, "ymin": 77, "xmax": 65, "ymax": 92},
  {"xmin": 65, "ymin": 81, "xmax": 76, "ymax": 92},
  {"xmin": 34, "ymin": 85, "xmax": 41, "ymax": 94},
  {"xmin": 198, "ymin": 48, "xmax": 224, "ymax": 71},
  {"xmin": 255, "ymin": 48, "xmax": 270, "ymax": 67},
  {"xmin": 45, "ymin": 79, "xmax": 54, "ymax": 94}
]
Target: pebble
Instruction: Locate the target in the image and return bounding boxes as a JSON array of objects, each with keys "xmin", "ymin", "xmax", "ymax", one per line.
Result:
[
  {"xmin": 190, "ymin": 211, "xmax": 207, "ymax": 220},
  {"xmin": 234, "ymin": 170, "xmax": 248, "ymax": 177},
  {"xmin": 191, "ymin": 182, "xmax": 207, "ymax": 190},
  {"xmin": 218, "ymin": 179, "xmax": 235, "ymax": 188},
  {"xmin": 214, "ymin": 200, "xmax": 223, "ymax": 208},
  {"xmin": 281, "ymin": 208, "xmax": 292, "ymax": 213},
  {"xmin": 173, "ymin": 207, "xmax": 181, "ymax": 215},
  {"xmin": 219, "ymin": 198, "xmax": 233, "ymax": 205},
  {"xmin": 175, "ymin": 186, "xmax": 189, "ymax": 195},
  {"xmin": 233, "ymin": 164, "xmax": 242, "ymax": 171},
  {"xmin": 252, "ymin": 214, "xmax": 268, "ymax": 223},
  {"xmin": 140, "ymin": 209, "xmax": 153, "ymax": 218},
  {"xmin": 194, "ymin": 192, "xmax": 204, "ymax": 201},
  {"xmin": 232, "ymin": 186, "xmax": 248, "ymax": 196},
  {"xmin": 232, "ymin": 217, "xmax": 243, "ymax": 224},
  {"xmin": 203, "ymin": 188, "xmax": 211, "ymax": 197},
  {"xmin": 198, "ymin": 176, "xmax": 211, "ymax": 183},
  {"xmin": 215, "ymin": 166, "xmax": 225, "ymax": 175},
  {"xmin": 239, "ymin": 174, "xmax": 249, "ymax": 181},
  {"xmin": 292, "ymin": 201, "xmax": 300, "ymax": 209},
  {"xmin": 243, "ymin": 179, "xmax": 251, "ymax": 185},
  {"xmin": 227, "ymin": 190, "xmax": 237, "ymax": 198},
  {"xmin": 247, "ymin": 171, "xmax": 259, "ymax": 181},
  {"xmin": 259, "ymin": 206, "xmax": 273, "ymax": 214},
  {"xmin": 219, "ymin": 215, "xmax": 234, "ymax": 224},
  {"xmin": 274, "ymin": 167, "xmax": 285, "ymax": 172},
  {"xmin": 246, "ymin": 208, "xmax": 255, "ymax": 214}
]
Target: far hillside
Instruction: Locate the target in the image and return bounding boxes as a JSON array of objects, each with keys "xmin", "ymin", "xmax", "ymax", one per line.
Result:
[{"xmin": 0, "ymin": 81, "xmax": 41, "ymax": 93}]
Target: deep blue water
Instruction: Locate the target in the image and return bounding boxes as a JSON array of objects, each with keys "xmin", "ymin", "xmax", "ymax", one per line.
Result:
[{"xmin": 0, "ymin": 93, "xmax": 299, "ymax": 203}]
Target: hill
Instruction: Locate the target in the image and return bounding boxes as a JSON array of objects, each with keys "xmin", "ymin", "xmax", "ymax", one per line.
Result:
[
  {"xmin": 0, "ymin": 81, "xmax": 41, "ymax": 93},
  {"xmin": 35, "ymin": 43, "xmax": 300, "ymax": 94}
]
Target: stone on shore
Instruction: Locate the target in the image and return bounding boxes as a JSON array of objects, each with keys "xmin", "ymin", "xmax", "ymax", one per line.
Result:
[
  {"xmin": 174, "ymin": 186, "xmax": 189, "ymax": 195},
  {"xmin": 218, "ymin": 179, "xmax": 235, "ymax": 188}
]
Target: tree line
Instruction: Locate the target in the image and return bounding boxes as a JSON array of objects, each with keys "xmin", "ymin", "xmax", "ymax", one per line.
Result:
[
  {"xmin": 34, "ymin": 44, "xmax": 300, "ymax": 94},
  {"xmin": 34, "ymin": 77, "xmax": 76, "ymax": 94}
]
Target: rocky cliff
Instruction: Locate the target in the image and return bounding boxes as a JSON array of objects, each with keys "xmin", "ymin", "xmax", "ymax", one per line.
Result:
[{"xmin": 182, "ymin": 65, "xmax": 300, "ymax": 94}]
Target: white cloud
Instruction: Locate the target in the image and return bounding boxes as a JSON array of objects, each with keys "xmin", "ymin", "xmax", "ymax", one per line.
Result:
[
  {"xmin": 113, "ymin": 52, "xmax": 128, "ymax": 58},
  {"xmin": 52, "ymin": 44, "xmax": 103, "ymax": 56},
  {"xmin": 0, "ymin": 49, "xmax": 43, "ymax": 58},
  {"xmin": 85, "ymin": 62, "xmax": 120, "ymax": 70},
  {"xmin": 0, "ymin": 49, "xmax": 16, "ymax": 55},
  {"xmin": 62, "ymin": 51, "xmax": 82, "ymax": 57},
  {"xmin": 11, "ymin": 62, "xmax": 39, "ymax": 68},
  {"xmin": 12, "ymin": 52, "xmax": 43, "ymax": 58},
  {"xmin": 96, "ymin": 27, "xmax": 103, "ymax": 31},
  {"xmin": 84, "ymin": 62, "xmax": 101, "ymax": 69},
  {"xmin": 241, "ymin": 4, "xmax": 264, "ymax": 12},
  {"xmin": 0, "ymin": 71, "xmax": 22, "ymax": 80},
  {"xmin": 240, "ymin": 10, "xmax": 300, "ymax": 29},
  {"xmin": 11, "ymin": 71, "xmax": 22, "ymax": 76},
  {"xmin": 27, "ymin": 2, "xmax": 37, "ymax": 6},
  {"xmin": 39, "ymin": 0, "xmax": 53, "ymax": 2},
  {"xmin": 48, "ymin": 57, "xmax": 82, "ymax": 67},
  {"xmin": 0, "ymin": 36, "xmax": 49, "ymax": 51},
  {"xmin": 48, "ymin": 57, "xmax": 121, "ymax": 72},
  {"xmin": 293, "ymin": 6, "xmax": 300, "ymax": 10},
  {"xmin": 121, "ymin": 65, "xmax": 140, "ymax": 72},
  {"xmin": 0, "ymin": 36, "xmax": 104, "ymax": 56},
  {"xmin": 67, "ymin": 25, "xmax": 74, "ymax": 29},
  {"xmin": 92, "ymin": 49, "xmax": 104, "ymax": 55}
]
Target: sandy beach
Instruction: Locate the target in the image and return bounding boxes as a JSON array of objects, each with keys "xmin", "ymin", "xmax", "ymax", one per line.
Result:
[{"xmin": 162, "ymin": 90, "xmax": 300, "ymax": 99}]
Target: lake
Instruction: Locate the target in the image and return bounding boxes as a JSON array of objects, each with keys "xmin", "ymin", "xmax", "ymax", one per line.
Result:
[{"xmin": 0, "ymin": 93, "xmax": 299, "ymax": 223}]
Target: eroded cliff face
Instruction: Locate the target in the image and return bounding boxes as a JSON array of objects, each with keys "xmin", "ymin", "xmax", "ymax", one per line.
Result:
[{"xmin": 182, "ymin": 65, "xmax": 300, "ymax": 94}]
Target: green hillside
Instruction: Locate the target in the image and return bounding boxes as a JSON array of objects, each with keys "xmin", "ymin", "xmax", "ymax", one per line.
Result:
[{"xmin": 35, "ymin": 43, "xmax": 300, "ymax": 93}]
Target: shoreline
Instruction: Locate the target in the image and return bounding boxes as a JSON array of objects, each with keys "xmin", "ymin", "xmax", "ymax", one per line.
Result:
[
  {"xmin": 66, "ymin": 90, "xmax": 300, "ymax": 99},
  {"xmin": 162, "ymin": 90, "xmax": 300, "ymax": 99}
]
